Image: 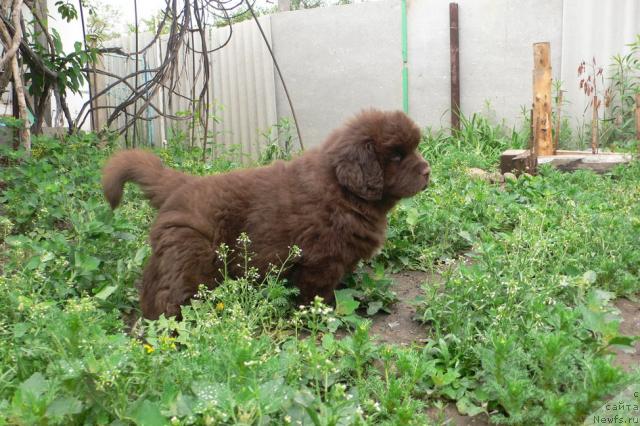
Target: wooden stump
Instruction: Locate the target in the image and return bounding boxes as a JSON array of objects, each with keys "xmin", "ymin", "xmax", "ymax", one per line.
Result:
[{"xmin": 500, "ymin": 149, "xmax": 537, "ymax": 175}]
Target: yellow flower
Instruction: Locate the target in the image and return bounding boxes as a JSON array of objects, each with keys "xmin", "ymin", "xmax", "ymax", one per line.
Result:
[
  {"xmin": 216, "ymin": 302, "xmax": 224, "ymax": 312},
  {"xmin": 143, "ymin": 344, "xmax": 155, "ymax": 354}
]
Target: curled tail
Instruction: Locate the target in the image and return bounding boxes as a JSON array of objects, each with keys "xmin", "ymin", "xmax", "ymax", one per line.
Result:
[{"xmin": 102, "ymin": 149, "xmax": 192, "ymax": 209}]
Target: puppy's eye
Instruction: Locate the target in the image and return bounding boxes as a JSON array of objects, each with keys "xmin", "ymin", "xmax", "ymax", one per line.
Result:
[{"xmin": 391, "ymin": 152, "xmax": 404, "ymax": 162}]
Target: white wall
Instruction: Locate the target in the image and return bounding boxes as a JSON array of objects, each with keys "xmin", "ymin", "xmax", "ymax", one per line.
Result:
[
  {"xmin": 561, "ymin": 0, "xmax": 640, "ymax": 128},
  {"xmin": 269, "ymin": 0, "xmax": 564, "ymax": 146},
  {"xmin": 407, "ymin": 0, "xmax": 563, "ymax": 128},
  {"xmin": 271, "ymin": 0, "xmax": 403, "ymax": 148}
]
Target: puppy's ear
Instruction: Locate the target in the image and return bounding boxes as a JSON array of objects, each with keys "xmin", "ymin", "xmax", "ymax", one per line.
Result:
[{"xmin": 333, "ymin": 141, "xmax": 383, "ymax": 200}]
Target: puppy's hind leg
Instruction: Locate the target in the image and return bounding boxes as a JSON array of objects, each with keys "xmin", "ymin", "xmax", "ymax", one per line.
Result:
[{"xmin": 140, "ymin": 226, "xmax": 216, "ymax": 319}]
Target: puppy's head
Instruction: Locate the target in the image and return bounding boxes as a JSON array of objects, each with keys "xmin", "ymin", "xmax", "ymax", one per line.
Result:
[{"xmin": 327, "ymin": 109, "xmax": 430, "ymax": 201}]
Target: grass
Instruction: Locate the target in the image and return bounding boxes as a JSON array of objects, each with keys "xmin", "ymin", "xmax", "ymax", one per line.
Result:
[{"xmin": 0, "ymin": 115, "xmax": 638, "ymax": 425}]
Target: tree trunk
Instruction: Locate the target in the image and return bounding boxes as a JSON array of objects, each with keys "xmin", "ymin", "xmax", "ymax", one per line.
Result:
[{"xmin": 11, "ymin": 55, "xmax": 30, "ymax": 151}]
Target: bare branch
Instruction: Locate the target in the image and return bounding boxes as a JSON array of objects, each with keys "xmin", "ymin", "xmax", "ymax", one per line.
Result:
[{"xmin": 0, "ymin": 0, "xmax": 24, "ymax": 69}]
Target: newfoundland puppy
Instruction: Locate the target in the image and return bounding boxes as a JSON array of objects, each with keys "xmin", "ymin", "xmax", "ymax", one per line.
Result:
[{"xmin": 103, "ymin": 109, "xmax": 430, "ymax": 319}]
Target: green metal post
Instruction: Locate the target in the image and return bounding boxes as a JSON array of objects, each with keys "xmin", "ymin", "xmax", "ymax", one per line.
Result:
[{"xmin": 401, "ymin": 0, "xmax": 409, "ymax": 114}]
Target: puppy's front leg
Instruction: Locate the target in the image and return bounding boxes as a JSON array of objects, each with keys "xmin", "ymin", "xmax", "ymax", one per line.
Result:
[{"xmin": 292, "ymin": 262, "xmax": 345, "ymax": 306}]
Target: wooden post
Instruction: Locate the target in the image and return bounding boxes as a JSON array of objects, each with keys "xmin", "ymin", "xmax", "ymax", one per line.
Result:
[
  {"xmin": 553, "ymin": 91, "xmax": 563, "ymax": 154},
  {"xmin": 449, "ymin": 3, "xmax": 460, "ymax": 131},
  {"xmin": 532, "ymin": 42, "xmax": 553, "ymax": 155},
  {"xmin": 90, "ymin": 55, "xmax": 107, "ymax": 131},
  {"xmin": 635, "ymin": 93, "xmax": 640, "ymax": 154}
]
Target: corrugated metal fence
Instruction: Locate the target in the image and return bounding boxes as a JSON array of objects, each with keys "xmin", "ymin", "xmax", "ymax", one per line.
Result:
[{"xmin": 97, "ymin": 17, "xmax": 277, "ymax": 157}]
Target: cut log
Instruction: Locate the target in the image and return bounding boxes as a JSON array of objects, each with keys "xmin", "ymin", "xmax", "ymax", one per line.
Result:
[
  {"xmin": 538, "ymin": 152, "xmax": 632, "ymax": 174},
  {"xmin": 500, "ymin": 150, "xmax": 630, "ymax": 175},
  {"xmin": 500, "ymin": 149, "xmax": 537, "ymax": 175}
]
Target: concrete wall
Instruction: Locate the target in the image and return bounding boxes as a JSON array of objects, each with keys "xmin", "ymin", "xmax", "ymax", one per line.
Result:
[
  {"xmin": 561, "ymin": 0, "xmax": 640, "ymax": 127},
  {"xmin": 271, "ymin": 0, "xmax": 403, "ymax": 148},
  {"xmin": 408, "ymin": 0, "xmax": 563, "ymax": 128},
  {"xmin": 270, "ymin": 0, "xmax": 639, "ymax": 147},
  {"xmin": 271, "ymin": 0, "xmax": 564, "ymax": 147}
]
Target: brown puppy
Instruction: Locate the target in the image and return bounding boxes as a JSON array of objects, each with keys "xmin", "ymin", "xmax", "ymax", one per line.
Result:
[{"xmin": 103, "ymin": 110, "xmax": 430, "ymax": 319}]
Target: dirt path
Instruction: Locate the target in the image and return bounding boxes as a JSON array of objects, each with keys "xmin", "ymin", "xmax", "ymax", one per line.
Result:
[
  {"xmin": 368, "ymin": 270, "xmax": 432, "ymax": 345},
  {"xmin": 369, "ymin": 271, "xmax": 640, "ymax": 425},
  {"xmin": 612, "ymin": 298, "xmax": 640, "ymax": 372}
]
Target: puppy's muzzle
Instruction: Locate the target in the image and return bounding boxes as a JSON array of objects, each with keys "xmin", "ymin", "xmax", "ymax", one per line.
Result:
[{"xmin": 418, "ymin": 160, "xmax": 431, "ymax": 189}]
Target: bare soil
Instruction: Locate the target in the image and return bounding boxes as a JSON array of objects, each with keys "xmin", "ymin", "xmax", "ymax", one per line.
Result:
[
  {"xmin": 369, "ymin": 270, "xmax": 432, "ymax": 346},
  {"xmin": 612, "ymin": 298, "xmax": 640, "ymax": 372}
]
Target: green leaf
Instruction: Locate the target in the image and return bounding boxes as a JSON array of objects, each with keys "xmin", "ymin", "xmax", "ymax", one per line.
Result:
[
  {"xmin": 431, "ymin": 368, "xmax": 459, "ymax": 387},
  {"xmin": 52, "ymin": 29, "xmax": 63, "ymax": 52},
  {"xmin": 583, "ymin": 270, "xmax": 597, "ymax": 284},
  {"xmin": 456, "ymin": 396, "xmax": 485, "ymax": 417},
  {"xmin": 366, "ymin": 301, "xmax": 383, "ymax": 316},
  {"xmin": 4, "ymin": 236, "xmax": 29, "ymax": 247},
  {"xmin": 114, "ymin": 232, "xmax": 136, "ymax": 241},
  {"xmin": 591, "ymin": 289, "xmax": 615, "ymax": 305},
  {"xmin": 607, "ymin": 335, "xmax": 636, "ymax": 348},
  {"xmin": 191, "ymin": 382, "xmax": 229, "ymax": 405},
  {"xmin": 19, "ymin": 373, "xmax": 48, "ymax": 398},
  {"xmin": 25, "ymin": 255, "xmax": 41, "ymax": 270},
  {"xmin": 13, "ymin": 322, "xmax": 29, "ymax": 338},
  {"xmin": 75, "ymin": 253, "xmax": 101, "ymax": 273},
  {"xmin": 406, "ymin": 208, "xmax": 419, "ymax": 228},
  {"xmin": 293, "ymin": 388, "xmax": 315, "ymax": 408},
  {"xmin": 334, "ymin": 290, "xmax": 360, "ymax": 316},
  {"xmin": 130, "ymin": 400, "xmax": 168, "ymax": 426},
  {"xmin": 46, "ymin": 396, "xmax": 83, "ymax": 419},
  {"xmin": 459, "ymin": 230, "xmax": 473, "ymax": 243},
  {"xmin": 162, "ymin": 392, "xmax": 194, "ymax": 418},
  {"xmin": 94, "ymin": 285, "xmax": 117, "ymax": 300},
  {"xmin": 134, "ymin": 246, "xmax": 150, "ymax": 266}
]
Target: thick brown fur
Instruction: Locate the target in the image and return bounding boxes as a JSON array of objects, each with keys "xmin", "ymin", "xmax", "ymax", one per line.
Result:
[{"xmin": 103, "ymin": 109, "xmax": 430, "ymax": 319}]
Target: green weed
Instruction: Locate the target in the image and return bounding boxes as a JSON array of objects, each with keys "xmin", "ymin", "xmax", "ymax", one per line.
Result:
[{"xmin": 0, "ymin": 116, "xmax": 638, "ymax": 425}]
